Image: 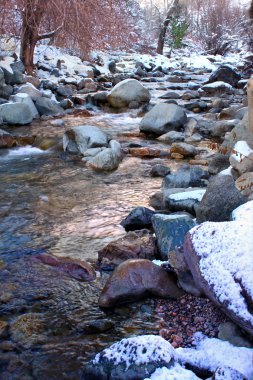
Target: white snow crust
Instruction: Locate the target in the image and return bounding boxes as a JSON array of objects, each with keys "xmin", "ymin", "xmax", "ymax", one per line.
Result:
[
  {"xmin": 177, "ymin": 333, "xmax": 253, "ymax": 379},
  {"xmin": 232, "ymin": 201, "xmax": 253, "ymax": 223},
  {"xmin": 190, "ymin": 221, "xmax": 253, "ymax": 324},
  {"xmin": 145, "ymin": 364, "xmax": 201, "ymax": 380}
]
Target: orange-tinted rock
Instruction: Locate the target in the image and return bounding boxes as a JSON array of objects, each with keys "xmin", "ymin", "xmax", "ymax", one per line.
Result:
[
  {"xmin": 129, "ymin": 147, "xmax": 161, "ymax": 157},
  {"xmin": 0, "ymin": 129, "xmax": 15, "ymax": 148},
  {"xmin": 36, "ymin": 253, "xmax": 96, "ymax": 282},
  {"xmin": 98, "ymin": 259, "xmax": 184, "ymax": 308}
]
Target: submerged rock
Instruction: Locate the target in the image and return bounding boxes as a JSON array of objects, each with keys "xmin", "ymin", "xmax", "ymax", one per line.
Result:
[
  {"xmin": 0, "ymin": 128, "xmax": 15, "ymax": 148},
  {"xmin": 36, "ymin": 253, "xmax": 96, "ymax": 282},
  {"xmin": 98, "ymin": 259, "xmax": 183, "ymax": 308},
  {"xmin": 98, "ymin": 229, "xmax": 157, "ymax": 270}
]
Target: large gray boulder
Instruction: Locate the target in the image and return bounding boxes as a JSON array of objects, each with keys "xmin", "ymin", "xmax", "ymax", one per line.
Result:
[
  {"xmin": 16, "ymin": 83, "xmax": 42, "ymax": 101},
  {"xmin": 208, "ymin": 65, "xmax": 241, "ymax": 88},
  {"xmin": 63, "ymin": 125, "xmax": 109, "ymax": 155},
  {"xmin": 196, "ymin": 175, "xmax": 246, "ymax": 223},
  {"xmin": 10, "ymin": 93, "xmax": 39, "ymax": 119},
  {"xmin": 107, "ymin": 79, "xmax": 151, "ymax": 108},
  {"xmin": 0, "ymin": 102, "xmax": 33, "ymax": 125},
  {"xmin": 35, "ymin": 97, "xmax": 64, "ymax": 116},
  {"xmin": 140, "ymin": 103, "xmax": 187, "ymax": 136}
]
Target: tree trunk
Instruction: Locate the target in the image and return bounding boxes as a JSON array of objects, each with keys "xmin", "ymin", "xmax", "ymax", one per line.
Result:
[
  {"xmin": 156, "ymin": 0, "xmax": 179, "ymax": 55},
  {"xmin": 247, "ymin": 78, "xmax": 253, "ymax": 134}
]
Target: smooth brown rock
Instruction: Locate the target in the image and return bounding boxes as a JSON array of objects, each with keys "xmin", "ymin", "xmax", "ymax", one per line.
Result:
[
  {"xmin": 129, "ymin": 147, "xmax": 161, "ymax": 157},
  {"xmin": 98, "ymin": 229, "xmax": 157, "ymax": 269},
  {"xmin": 235, "ymin": 172, "xmax": 253, "ymax": 198},
  {"xmin": 98, "ymin": 259, "xmax": 184, "ymax": 308},
  {"xmin": 170, "ymin": 142, "xmax": 198, "ymax": 158},
  {"xmin": 36, "ymin": 253, "xmax": 96, "ymax": 282},
  {"xmin": 0, "ymin": 129, "xmax": 15, "ymax": 148}
]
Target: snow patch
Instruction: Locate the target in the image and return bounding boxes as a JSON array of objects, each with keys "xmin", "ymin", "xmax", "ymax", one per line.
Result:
[
  {"xmin": 145, "ymin": 364, "xmax": 201, "ymax": 380},
  {"xmin": 177, "ymin": 333, "xmax": 253, "ymax": 379},
  {"xmin": 181, "ymin": 56, "xmax": 216, "ymax": 71},
  {"xmin": 232, "ymin": 200, "xmax": 253, "ymax": 223},
  {"xmin": 219, "ymin": 166, "xmax": 233, "ymax": 176}
]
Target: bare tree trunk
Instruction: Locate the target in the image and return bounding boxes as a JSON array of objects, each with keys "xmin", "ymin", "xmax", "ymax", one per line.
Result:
[
  {"xmin": 247, "ymin": 78, "xmax": 253, "ymax": 134},
  {"xmin": 156, "ymin": 0, "xmax": 179, "ymax": 55},
  {"xmin": 20, "ymin": 0, "xmax": 63, "ymax": 74}
]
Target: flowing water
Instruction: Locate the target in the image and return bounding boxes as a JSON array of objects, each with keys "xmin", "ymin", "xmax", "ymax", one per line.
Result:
[{"xmin": 0, "ymin": 75, "xmax": 211, "ymax": 379}]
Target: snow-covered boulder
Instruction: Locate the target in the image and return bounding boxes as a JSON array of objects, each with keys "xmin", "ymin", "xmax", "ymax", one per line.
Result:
[
  {"xmin": 16, "ymin": 83, "xmax": 42, "ymax": 101},
  {"xmin": 184, "ymin": 221, "xmax": 253, "ymax": 335},
  {"xmin": 83, "ymin": 334, "xmax": 253, "ymax": 380},
  {"xmin": 107, "ymin": 79, "xmax": 151, "ymax": 108},
  {"xmin": 98, "ymin": 259, "xmax": 183, "ymax": 308},
  {"xmin": 229, "ymin": 141, "xmax": 253, "ymax": 175},
  {"xmin": 0, "ymin": 102, "xmax": 33, "ymax": 125},
  {"xmin": 140, "ymin": 103, "xmax": 187, "ymax": 136},
  {"xmin": 10, "ymin": 93, "xmax": 39, "ymax": 119}
]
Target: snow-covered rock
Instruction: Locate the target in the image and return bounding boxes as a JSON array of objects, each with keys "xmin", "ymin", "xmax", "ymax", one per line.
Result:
[
  {"xmin": 184, "ymin": 221, "xmax": 253, "ymax": 335},
  {"xmin": 107, "ymin": 78, "xmax": 150, "ymax": 108},
  {"xmin": 231, "ymin": 200, "xmax": 253, "ymax": 223},
  {"xmin": 201, "ymin": 81, "xmax": 234, "ymax": 96},
  {"xmin": 140, "ymin": 103, "xmax": 187, "ymax": 136},
  {"xmin": 208, "ymin": 65, "xmax": 241, "ymax": 88}
]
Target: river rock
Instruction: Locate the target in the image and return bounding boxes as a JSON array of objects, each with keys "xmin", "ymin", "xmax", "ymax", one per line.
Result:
[
  {"xmin": 10, "ymin": 93, "xmax": 39, "ymax": 119},
  {"xmin": 208, "ymin": 153, "xmax": 230, "ymax": 175},
  {"xmin": 0, "ymin": 102, "xmax": 33, "ymax": 125},
  {"xmin": 83, "ymin": 335, "xmax": 175, "ymax": 380},
  {"xmin": 97, "ymin": 229, "xmax": 157, "ymax": 270},
  {"xmin": 170, "ymin": 142, "xmax": 198, "ymax": 158},
  {"xmin": 210, "ymin": 120, "xmax": 238, "ymax": 138},
  {"xmin": 36, "ymin": 253, "xmax": 96, "ymax": 281},
  {"xmin": 158, "ymin": 131, "xmax": 185, "ymax": 144},
  {"xmin": 164, "ymin": 189, "xmax": 206, "ymax": 215},
  {"xmin": 208, "ymin": 65, "xmax": 241, "ymax": 88},
  {"xmin": 86, "ymin": 140, "xmax": 121, "ymax": 171},
  {"xmin": 98, "ymin": 259, "xmax": 183, "ymax": 308},
  {"xmin": 152, "ymin": 214, "xmax": 195, "ymax": 260},
  {"xmin": 201, "ymin": 81, "xmax": 234, "ymax": 96},
  {"xmin": 229, "ymin": 141, "xmax": 253, "ymax": 175},
  {"xmin": 196, "ymin": 175, "xmax": 246, "ymax": 223},
  {"xmin": 63, "ymin": 125, "xmax": 109, "ymax": 155},
  {"xmin": 120, "ymin": 206, "xmax": 155, "ymax": 231},
  {"xmin": 16, "ymin": 83, "xmax": 42, "ymax": 101},
  {"xmin": 107, "ymin": 79, "xmax": 150, "ymax": 108},
  {"xmin": 10, "ymin": 313, "xmax": 47, "ymax": 348},
  {"xmin": 2, "ymin": 60, "xmax": 25, "ymax": 85},
  {"xmin": 0, "ymin": 129, "xmax": 15, "ymax": 148},
  {"xmin": 0, "ymin": 83, "xmax": 13, "ymax": 99},
  {"xmin": 35, "ymin": 97, "xmax": 65, "ymax": 116},
  {"xmin": 140, "ymin": 103, "xmax": 187, "ymax": 136},
  {"xmin": 163, "ymin": 165, "xmax": 209, "ymax": 189},
  {"xmin": 150, "ymin": 164, "xmax": 171, "ymax": 177},
  {"xmin": 159, "ymin": 91, "xmax": 180, "ymax": 99},
  {"xmin": 183, "ymin": 220, "xmax": 253, "ymax": 335}
]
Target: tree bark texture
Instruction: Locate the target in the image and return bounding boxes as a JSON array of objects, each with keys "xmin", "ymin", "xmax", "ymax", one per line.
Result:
[{"xmin": 156, "ymin": 0, "xmax": 179, "ymax": 55}]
